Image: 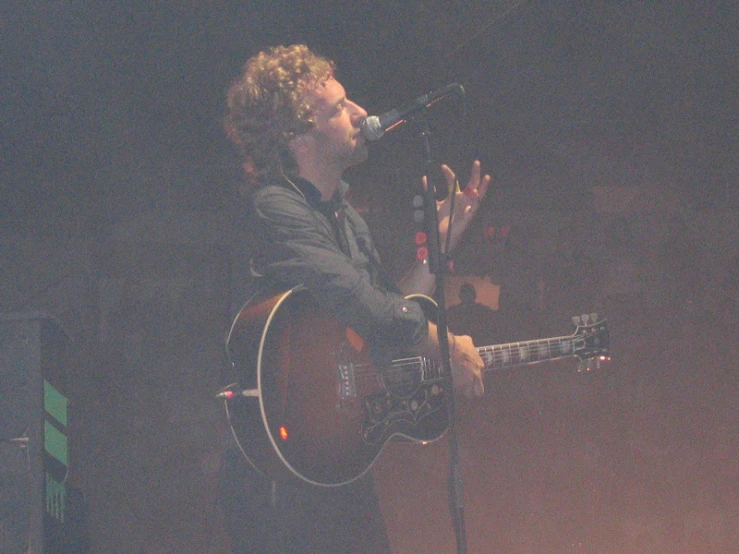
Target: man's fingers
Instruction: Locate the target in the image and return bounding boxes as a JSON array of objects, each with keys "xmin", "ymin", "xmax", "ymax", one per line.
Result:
[{"xmin": 468, "ymin": 160, "xmax": 481, "ymax": 188}]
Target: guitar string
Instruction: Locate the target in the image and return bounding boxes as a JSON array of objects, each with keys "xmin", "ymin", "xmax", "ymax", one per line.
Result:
[
  {"xmin": 336, "ymin": 320, "xmax": 607, "ymax": 387},
  {"xmin": 346, "ymin": 337, "xmax": 580, "ymax": 386},
  {"xmin": 351, "ymin": 337, "xmax": 578, "ymax": 378}
]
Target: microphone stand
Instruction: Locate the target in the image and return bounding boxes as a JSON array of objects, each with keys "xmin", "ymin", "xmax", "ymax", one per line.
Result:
[{"xmin": 415, "ymin": 115, "xmax": 468, "ymax": 554}]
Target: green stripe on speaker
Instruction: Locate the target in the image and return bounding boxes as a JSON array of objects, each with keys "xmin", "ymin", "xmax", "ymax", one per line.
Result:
[
  {"xmin": 44, "ymin": 380, "xmax": 68, "ymax": 427},
  {"xmin": 44, "ymin": 421, "xmax": 68, "ymax": 467}
]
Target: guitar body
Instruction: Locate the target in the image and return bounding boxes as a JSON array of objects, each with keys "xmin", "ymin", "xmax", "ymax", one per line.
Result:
[
  {"xmin": 225, "ymin": 287, "xmax": 449, "ymax": 487},
  {"xmin": 224, "ymin": 287, "xmax": 610, "ymax": 487}
]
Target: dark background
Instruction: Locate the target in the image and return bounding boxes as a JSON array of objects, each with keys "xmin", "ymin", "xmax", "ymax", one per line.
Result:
[
  {"xmin": 1, "ymin": 1, "xmax": 738, "ymax": 553},
  {"xmin": 3, "ymin": 1, "xmax": 736, "ymax": 225}
]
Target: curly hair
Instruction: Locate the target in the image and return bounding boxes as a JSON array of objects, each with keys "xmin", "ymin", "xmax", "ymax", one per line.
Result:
[{"xmin": 225, "ymin": 44, "xmax": 335, "ymax": 185}]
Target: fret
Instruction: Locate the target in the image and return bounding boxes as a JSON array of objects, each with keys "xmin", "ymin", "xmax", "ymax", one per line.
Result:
[
  {"xmin": 561, "ymin": 338, "xmax": 571, "ymax": 355},
  {"xmin": 519, "ymin": 343, "xmax": 529, "ymax": 362},
  {"xmin": 538, "ymin": 340, "xmax": 550, "ymax": 359}
]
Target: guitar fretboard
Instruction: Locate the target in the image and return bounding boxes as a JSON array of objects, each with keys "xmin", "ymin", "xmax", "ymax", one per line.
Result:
[
  {"xmin": 387, "ymin": 320, "xmax": 608, "ymax": 384},
  {"xmin": 478, "ymin": 336, "xmax": 577, "ymax": 371}
]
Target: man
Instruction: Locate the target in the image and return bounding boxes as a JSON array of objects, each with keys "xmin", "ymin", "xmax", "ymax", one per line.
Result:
[
  {"xmin": 447, "ymin": 282, "xmax": 499, "ymax": 347},
  {"xmin": 222, "ymin": 44, "xmax": 490, "ymax": 553}
]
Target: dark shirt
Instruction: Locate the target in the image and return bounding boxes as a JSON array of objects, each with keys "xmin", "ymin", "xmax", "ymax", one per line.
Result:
[
  {"xmin": 247, "ymin": 176, "xmax": 428, "ymax": 353},
  {"xmin": 222, "ymin": 176, "xmax": 425, "ymax": 553}
]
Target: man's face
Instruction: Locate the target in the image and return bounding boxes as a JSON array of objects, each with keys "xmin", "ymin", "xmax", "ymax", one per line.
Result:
[{"xmin": 302, "ymin": 78, "xmax": 369, "ymax": 171}]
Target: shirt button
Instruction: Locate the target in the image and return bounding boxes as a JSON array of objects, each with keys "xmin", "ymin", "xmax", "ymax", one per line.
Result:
[{"xmin": 401, "ymin": 305, "xmax": 409, "ymax": 313}]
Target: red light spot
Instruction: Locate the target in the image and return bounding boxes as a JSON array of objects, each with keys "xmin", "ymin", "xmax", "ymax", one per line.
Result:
[
  {"xmin": 416, "ymin": 246, "xmax": 428, "ymax": 261},
  {"xmin": 414, "ymin": 231, "xmax": 427, "ymax": 245},
  {"xmin": 279, "ymin": 426, "xmax": 289, "ymax": 441}
]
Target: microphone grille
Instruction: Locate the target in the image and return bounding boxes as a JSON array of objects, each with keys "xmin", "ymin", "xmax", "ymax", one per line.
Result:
[{"xmin": 360, "ymin": 116, "xmax": 384, "ymax": 141}]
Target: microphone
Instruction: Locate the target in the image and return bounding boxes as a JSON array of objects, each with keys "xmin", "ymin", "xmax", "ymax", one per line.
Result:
[{"xmin": 360, "ymin": 83, "xmax": 465, "ymax": 141}]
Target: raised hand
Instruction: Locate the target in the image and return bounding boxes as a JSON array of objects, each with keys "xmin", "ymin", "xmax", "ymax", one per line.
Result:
[{"xmin": 434, "ymin": 160, "xmax": 491, "ymax": 253}]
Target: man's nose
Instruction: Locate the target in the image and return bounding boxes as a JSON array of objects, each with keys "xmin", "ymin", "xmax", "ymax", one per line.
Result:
[{"xmin": 350, "ymin": 101, "xmax": 368, "ymax": 121}]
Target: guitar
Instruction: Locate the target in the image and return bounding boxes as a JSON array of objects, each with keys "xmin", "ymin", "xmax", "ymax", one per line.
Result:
[{"xmin": 223, "ymin": 287, "xmax": 610, "ymax": 487}]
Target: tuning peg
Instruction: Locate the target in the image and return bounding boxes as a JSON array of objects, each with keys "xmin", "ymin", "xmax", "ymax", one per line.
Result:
[
  {"xmin": 572, "ymin": 315, "xmax": 582, "ymax": 326},
  {"xmin": 581, "ymin": 313, "xmax": 590, "ymax": 324},
  {"xmin": 590, "ymin": 313, "xmax": 598, "ymax": 323}
]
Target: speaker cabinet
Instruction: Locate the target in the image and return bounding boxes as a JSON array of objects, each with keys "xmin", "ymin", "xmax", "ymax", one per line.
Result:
[{"xmin": 0, "ymin": 313, "xmax": 78, "ymax": 554}]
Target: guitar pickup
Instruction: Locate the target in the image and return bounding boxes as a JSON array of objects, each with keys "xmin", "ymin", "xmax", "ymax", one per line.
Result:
[
  {"xmin": 421, "ymin": 357, "xmax": 443, "ymax": 381},
  {"xmin": 338, "ymin": 362, "xmax": 356, "ymax": 399}
]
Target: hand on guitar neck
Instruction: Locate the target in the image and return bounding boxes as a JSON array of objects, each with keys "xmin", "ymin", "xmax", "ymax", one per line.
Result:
[{"xmin": 421, "ymin": 321, "xmax": 485, "ymax": 398}]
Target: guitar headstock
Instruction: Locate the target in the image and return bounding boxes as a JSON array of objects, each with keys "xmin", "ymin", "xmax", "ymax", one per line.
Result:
[{"xmin": 570, "ymin": 314, "xmax": 611, "ymax": 371}]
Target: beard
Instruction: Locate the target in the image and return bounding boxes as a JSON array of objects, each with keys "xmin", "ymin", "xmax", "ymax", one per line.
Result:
[
  {"xmin": 316, "ymin": 132, "xmax": 369, "ymax": 172},
  {"xmin": 343, "ymin": 139, "xmax": 369, "ymax": 169}
]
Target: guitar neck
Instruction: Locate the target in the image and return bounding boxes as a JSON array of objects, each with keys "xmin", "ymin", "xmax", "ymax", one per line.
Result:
[{"xmin": 477, "ymin": 335, "xmax": 579, "ymax": 372}]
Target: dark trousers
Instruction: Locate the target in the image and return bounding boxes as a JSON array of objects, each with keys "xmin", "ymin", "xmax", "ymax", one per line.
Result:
[{"xmin": 220, "ymin": 449, "xmax": 391, "ymax": 554}]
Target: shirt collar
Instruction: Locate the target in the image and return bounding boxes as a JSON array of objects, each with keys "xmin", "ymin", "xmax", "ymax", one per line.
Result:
[{"xmin": 292, "ymin": 177, "xmax": 349, "ymax": 210}]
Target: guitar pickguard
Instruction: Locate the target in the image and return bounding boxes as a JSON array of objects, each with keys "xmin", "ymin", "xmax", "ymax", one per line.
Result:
[{"xmin": 361, "ymin": 382, "xmax": 447, "ymax": 445}]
